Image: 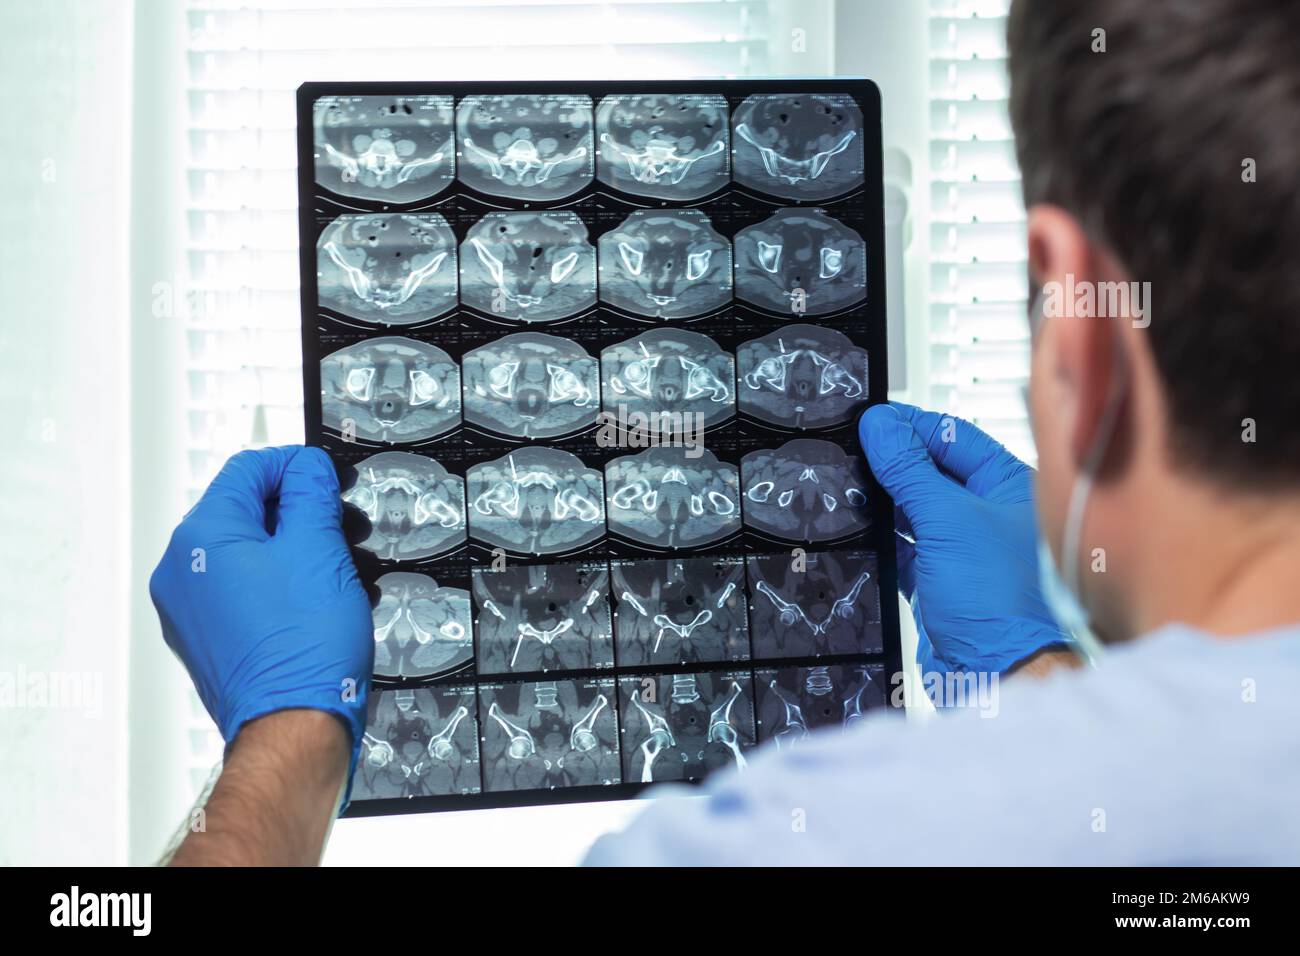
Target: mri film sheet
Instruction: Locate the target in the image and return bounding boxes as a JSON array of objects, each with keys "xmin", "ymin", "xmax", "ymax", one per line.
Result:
[{"xmin": 301, "ymin": 79, "xmax": 898, "ymax": 815}]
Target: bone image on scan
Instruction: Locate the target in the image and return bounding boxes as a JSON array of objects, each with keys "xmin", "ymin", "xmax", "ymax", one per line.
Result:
[
  {"xmin": 313, "ymin": 94, "xmax": 455, "ymax": 203},
  {"xmin": 473, "ymin": 563, "xmax": 613, "ymax": 675},
  {"xmin": 737, "ymin": 324, "xmax": 867, "ymax": 429},
  {"xmin": 371, "ymin": 572, "xmax": 473, "ymax": 680},
  {"xmin": 321, "ymin": 337, "xmax": 461, "ymax": 443},
  {"xmin": 595, "ymin": 93, "xmax": 730, "ymax": 200},
  {"xmin": 741, "ymin": 438, "xmax": 870, "ymax": 542},
  {"xmin": 731, "ymin": 93, "xmax": 865, "ymax": 201},
  {"xmin": 733, "ymin": 208, "xmax": 867, "ymax": 316},
  {"xmin": 611, "ymin": 556, "xmax": 750, "ymax": 665},
  {"xmin": 618, "ymin": 671, "xmax": 756, "ymax": 783},
  {"xmin": 601, "ymin": 328, "xmax": 735, "ymax": 431},
  {"xmin": 353, "ymin": 687, "xmax": 481, "ymax": 799},
  {"xmin": 342, "ymin": 452, "xmax": 467, "ymax": 561},
  {"xmin": 455, "ymin": 93, "xmax": 594, "ymax": 201},
  {"xmin": 460, "ymin": 211, "xmax": 597, "ymax": 322},
  {"xmin": 466, "ymin": 447, "xmax": 605, "ymax": 556},
  {"xmin": 597, "ymin": 209, "xmax": 731, "ymax": 319},
  {"xmin": 316, "ymin": 213, "xmax": 459, "ymax": 325},
  {"xmin": 605, "ymin": 446, "xmax": 741, "ymax": 549},
  {"xmin": 756, "ymin": 665, "xmax": 885, "ymax": 749},
  {"xmin": 462, "ymin": 332, "xmax": 598, "ymax": 440},
  {"xmin": 746, "ymin": 551, "xmax": 881, "ymax": 659},
  {"xmin": 478, "ymin": 679, "xmax": 621, "ymax": 791}
]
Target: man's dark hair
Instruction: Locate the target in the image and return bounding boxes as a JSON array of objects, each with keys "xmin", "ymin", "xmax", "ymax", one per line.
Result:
[{"xmin": 1007, "ymin": 0, "xmax": 1300, "ymax": 485}]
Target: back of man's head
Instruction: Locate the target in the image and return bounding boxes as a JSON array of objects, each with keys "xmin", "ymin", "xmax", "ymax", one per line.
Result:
[{"xmin": 1007, "ymin": 0, "xmax": 1300, "ymax": 488}]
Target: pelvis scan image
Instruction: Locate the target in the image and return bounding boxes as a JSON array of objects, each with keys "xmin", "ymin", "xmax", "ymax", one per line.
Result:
[
  {"xmin": 597, "ymin": 209, "xmax": 731, "ymax": 320},
  {"xmin": 317, "ymin": 213, "xmax": 459, "ymax": 325},
  {"xmin": 741, "ymin": 439, "xmax": 871, "ymax": 543},
  {"xmin": 595, "ymin": 93, "xmax": 730, "ymax": 200},
  {"xmin": 733, "ymin": 208, "xmax": 867, "ymax": 316},
  {"xmin": 604, "ymin": 447, "xmax": 741, "ymax": 549},
  {"xmin": 342, "ymin": 451, "xmax": 467, "ymax": 561},
  {"xmin": 354, "ymin": 687, "xmax": 481, "ymax": 799},
  {"xmin": 313, "ymin": 94, "xmax": 456, "ymax": 203},
  {"xmin": 460, "ymin": 211, "xmax": 598, "ymax": 322},
  {"xmin": 467, "ymin": 447, "xmax": 605, "ymax": 556},
  {"xmin": 473, "ymin": 562, "xmax": 614, "ymax": 675},
  {"xmin": 756, "ymin": 665, "xmax": 885, "ymax": 747},
  {"xmin": 456, "ymin": 93, "xmax": 594, "ymax": 200},
  {"xmin": 601, "ymin": 328, "xmax": 735, "ymax": 431},
  {"xmin": 736, "ymin": 324, "xmax": 868, "ymax": 429},
  {"xmin": 731, "ymin": 93, "xmax": 865, "ymax": 201},
  {"xmin": 611, "ymin": 556, "xmax": 749, "ymax": 665},
  {"xmin": 462, "ymin": 332, "xmax": 599, "ymax": 440},
  {"xmin": 618, "ymin": 672, "xmax": 756, "ymax": 783},
  {"xmin": 479, "ymin": 680, "xmax": 621, "ymax": 791},
  {"xmin": 321, "ymin": 337, "xmax": 461, "ymax": 443},
  {"xmin": 747, "ymin": 551, "xmax": 881, "ymax": 658},
  {"xmin": 371, "ymin": 572, "xmax": 473, "ymax": 680}
]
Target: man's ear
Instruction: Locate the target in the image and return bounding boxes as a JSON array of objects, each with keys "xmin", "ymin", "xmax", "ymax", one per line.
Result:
[{"xmin": 1027, "ymin": 204, "xmax": 1121, "ymax": 469}]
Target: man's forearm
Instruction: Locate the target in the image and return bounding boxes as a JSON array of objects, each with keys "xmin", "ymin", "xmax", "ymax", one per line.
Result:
[{"xmin": 168, "ymin": 709, "xmax": 350, "ymax": 866}]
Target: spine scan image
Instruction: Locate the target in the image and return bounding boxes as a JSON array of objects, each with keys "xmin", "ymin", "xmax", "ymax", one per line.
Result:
[
  {"xmin": 604, "ymin": 446, "xmax": 741, "ymax": 549},
  {"xmin": 756, "ymin": 664, "xmax": 886, "ymax": 748},
  {"xmin": 740, "ymin": 439, "xmax": 871, "ymax": 543},
  {"xmin": 459, "ymin": 211, "xmax": 598, "ymax": 323},
  {"xmin": 341, "ymin": 451, "xmax": 467, "ymax": 561},
  {"xmin": 313, "ymin": 94, "xmax": 456, "ymax": 203},
  {"xmin": 731, "ymin": 93, "xmax": 865, "ymax": 201},
  {"xmin": 601, "ymin": 328, "xmax": 736, "ymax": 431},
  {"xmin": 371, "ymin": 572, "xmax": 474, "ymax": 680},
  {"xmin": 316, "ymin": 213, "xmax": 459, "ymax": 326},
  {"xmin": 321, "ymin": 337, "xmax": 462, "ymax": 444},
  {"xmin": 478, "ymin": 680, "xmax": 621, "ymax": 791},
  {"xmin": 595, "ymin": 93, "xmax": 730, "ymax": 200},
  {"xmin": 736, "ymin": 324, "xmax": 868, "ymax": 429},
  {"xmin": 733, "ymin": 208, "xmax": 867, "ymax": 316},
  {"xmin": 455, "ymin": 93, "xmax": 594, "ymax": 201},
  {"xmin": 473, "ymin": 562, "xmax": 614, "ymax": 675},
  {"xmin": 618, "ymin": 672, "xmax": 756, "ymax": 783},
  {"xmin": 352, "ymin": 687, "xmax": 481, "ymax": 799},
  {"xmin": 611, "ymin": 556, "xmax": 750, "ymax": 665},
  {"xmin": 746, "ymin": 551, "xmax": 882, "ymax": 659},
  {"xmin": 462, "ymin": 332, "xmax": 599, "ymax": 440},
  {"xmin": 597, "ymin": 209, "xmax": 732, "ymax": 320},
  {"xmin": 467, "ymin": 447, "xmax": 606, "ymax": 556}
]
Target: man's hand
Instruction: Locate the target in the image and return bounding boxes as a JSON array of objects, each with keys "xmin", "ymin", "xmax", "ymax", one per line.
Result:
[
  {"xmin": 150, "ymin": 446, "xmax": 373, "ymax": 807},
  {"xmin": 859, "ymin": 403, "xmax": 1070, "ymax": 691}
]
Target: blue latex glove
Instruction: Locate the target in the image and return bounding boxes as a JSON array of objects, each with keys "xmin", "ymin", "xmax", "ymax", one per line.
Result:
[
  {"xmin": 150, "ymin": 445, "xmax": 373, "ymax": 804},
  {"xmin": 858, "ymin": 402, "xmax": 1067, "ymax": 694}
]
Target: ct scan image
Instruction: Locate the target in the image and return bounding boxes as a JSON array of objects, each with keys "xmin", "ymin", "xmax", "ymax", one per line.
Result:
[
  {"xmin": 755, "ymin": 664, "xmax": 886, "ymax": 748},
  {"xmin": 473, "ymin": 562, "xmax": 614, "ymax": 674},
  {"xmin": 466, "ymin": 447, "xmax": 605, "ymax": 556},
  {"xmin": 736, "ymin": 324, "xmax": 868, "ymax": 429},
  {"xmin": 731, "ymin": 93, "xmax": 865, "ymax": 201},
  {"xmin": 597, "ymin": 209, "xmax": 731, "ymax": 320},
  {"xmin": 611, "ymin": 556, "xmax": 750, "ymax": 665},
  {"xmin": 313, "ymin": 94, "xmax": 455, "ymax": 203},
  {"xmin": 604, "ymin": 446, "xmax": 741, "ymax": 549},
  {"xmin": 618, "ymin": 672, "xmax": 756, "ymax": 783},
  {"xmin": 462, "ymin": 332, "xmax": 599, "ymax": 440},
  {"xmin": 459, "ymin": 211, "xmax": 598, "ymax": 322},
  {"xmin": 601, "ymin": 328, "xmax": 735, "ymax": 431},
  {"xmin": 595, "ymin": 93, "xmax": 730, "ymax": 200},
  {"xmin": 455, "ymin": 93, "xmax": 594, "ymax": 201},
  {"xmin": 733, "ymin": 208, "xmax": 867, "ymax": 316},
  {"xmin": 316, "ymin": 213, "xmax": 459, "ymax": 326},
  {"xmin": 342, "ymin": 451, "xmax": 467, "ymax": 561},
  {"xmin": 370, "ymin": 572, "xmax": 473, "ymax": 680},
  {"xmin": 741, "ymin": 439, "xmax": 870, "ymax": 543},
  {"xmin": 479, "ymin": 679, "xmax": 621, "ymax": 791},
  {"xmin": 321, "ymin": 337, "xmax": 461, "ymax": 443},
  {"xmin": 746, "ymin": 551, "xmax": 882, "ymax": 659},
  {"xmin": 353, "ymin": 686, "xmax": 481, "ymax": 800}
]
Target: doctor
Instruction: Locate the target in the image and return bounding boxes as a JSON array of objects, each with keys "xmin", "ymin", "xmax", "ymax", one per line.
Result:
[{"xmin": 150, "ymin": 0, "xmax": 1300, "ymax": 865}]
